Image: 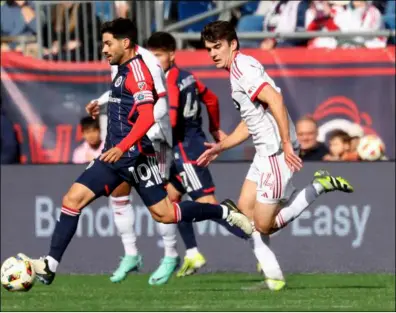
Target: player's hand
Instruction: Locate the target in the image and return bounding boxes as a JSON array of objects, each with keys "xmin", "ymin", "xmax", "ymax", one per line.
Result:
[
  {"xmin": 283, "ymin": 141, "xmax": 302, "ymax": 172},
  {"xmin": 197, "ymin": 142, "xmax": 222, "ymax": 167},
  {"xmin": 211, "ymin": 129, "xmax": 228, "ymax": 143},
  {"xmin": 86, "ymin": 100, "xmax": 100, "ymax": 119},
  {"xmin": 100, "ymin": 147, "xmax": 123, "ymax": 163}
]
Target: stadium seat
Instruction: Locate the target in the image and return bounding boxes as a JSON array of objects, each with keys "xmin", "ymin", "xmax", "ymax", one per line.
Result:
[
  {"xmin": 239, "ymin": 1, "xmax": 260, "ymax": 16},
  {"xmin": 177, "ymin": 1, "xmax": 218, "ymax": 32},
  {"xmin": 383, "ymin": 0, "xmax": 395, "ymax": 44},
  {"xmin": 95, "ymin": 1, "xmax": 113, "ymax": 22},
  {"xmin": 236, "ymin": 15, "xmax": 265, "ymax": 48}
]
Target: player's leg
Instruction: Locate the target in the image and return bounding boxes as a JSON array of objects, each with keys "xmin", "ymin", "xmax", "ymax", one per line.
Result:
[
  {"xmin": 240, "ymin": 156, "xmax": 286, "ymax": 291},
  {"xmin": 132, "ymin": 156, "xmax": 252, "ymax": 233},
  {"xmin": 148, "ymin": 161, "xmax": 180, "ymax": 285},
  {"xmin": 270, "ymin": 169, "xmax": 354, "ymax": 234},
  {"xmin": 109, "ymin": 181, "xmax": 142, "ymax": 283},
  {"xmin": 19, "ymin": 159, "xmax": 123, "ymax": 285}
]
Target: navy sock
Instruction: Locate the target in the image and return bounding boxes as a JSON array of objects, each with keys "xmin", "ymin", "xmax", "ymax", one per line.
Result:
[
  {"xmin": 213, "ymin": 218, "xmax": 249, "ymax": 240},
  {"xmin": 48, "ymin": 206, "xmax": 80, "ymax": 262},
  {"xmin": 177, "ymin": 222, "xmax": 197, "ymax": 250},
  {"xmin": 174, "ymin": 201, "xmax": 225, "ymax": 222}
]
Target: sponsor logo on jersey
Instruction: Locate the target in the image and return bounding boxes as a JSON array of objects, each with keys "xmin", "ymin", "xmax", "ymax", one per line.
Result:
[{"xmin": 114, "ymin": 76, "xmax": 123, "ymax": 87}]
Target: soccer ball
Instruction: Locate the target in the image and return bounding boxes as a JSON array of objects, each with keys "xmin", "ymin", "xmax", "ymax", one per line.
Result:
[
  {"xmin": 357, "ymin": 135, "xmax": 385, "ymax": 161},
  {"xmin": 1, "ymin": 256, "xmax": 36, "ymax": 291}
]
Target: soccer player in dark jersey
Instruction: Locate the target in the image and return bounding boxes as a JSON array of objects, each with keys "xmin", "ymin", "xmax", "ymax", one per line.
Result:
[
  {"xmin": 146, "ymin": 32, "xmax": 249, "ymax": 277},
  {"xmin": 17, "ymin": 18, "xmax": 252, "ymax": 285}
]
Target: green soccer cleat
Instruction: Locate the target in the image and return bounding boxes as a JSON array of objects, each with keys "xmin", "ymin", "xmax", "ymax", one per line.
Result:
[
  {"xmin": 110, "ymin": 254, "xmax": 143, "ymax": 283},
  {"xmin": 176, "ymin": 253, "xmax": 207, "ymax": 277},
  {"xmin": 148, "ymin": 256, "xmax": 180, "ymax": 286},
  {"xmin": 242, "ymin": 278, "xmax": 286, "ymax": 291},
  {"xmin": 313, "ymin": 169, "xmax": 354, "ymax": 193}
]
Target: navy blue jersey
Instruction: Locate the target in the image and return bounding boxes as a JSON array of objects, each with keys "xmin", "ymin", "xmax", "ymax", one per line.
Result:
[
  {"xmin": 105, "ymin": 55, "xmax": 157, "ymax": 157},
  {"xmin": 166, "ymin": 65, "xmax": 219, "ymax": 145}
]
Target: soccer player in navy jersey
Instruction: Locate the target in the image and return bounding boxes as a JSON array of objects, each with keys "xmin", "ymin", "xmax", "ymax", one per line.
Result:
[{"xmin": 18, "ymin": 18, "xmax": 252, "ymax": 285}]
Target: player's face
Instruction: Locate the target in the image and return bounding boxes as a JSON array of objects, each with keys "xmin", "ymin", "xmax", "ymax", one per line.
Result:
[
  {"xmin": 149, "ymin": 49, "xmax": 175, "ymax": 72},
  {"xmin": 102, "ymin": 32, "xmax": 125, "ymax": 65},
  {"xmin": 83, "ymin": 127, "xmax": 101, "ymax": 147},
  {"xmin": 204, "ymin": 39, "xmax": 237, "ymax": 69}
]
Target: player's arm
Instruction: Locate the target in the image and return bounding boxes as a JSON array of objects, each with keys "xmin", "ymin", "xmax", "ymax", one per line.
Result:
[
  {"xmin": 256, "ymin": 85, "xmax": 291, "ymax": 145},
  {"xmin": 195, "ymin": 77, "xmax": 226, "ymax": 142},
  {"xmin": 197, "ymin": 120, "xmax": 249, "ymax": 167},
  {"xmin": 167, "ymin": 67, "xmax": 180, "ymax": 128},
  {"xmin": 218, "ymin": 120, "xmax": 249, "ymax": 152}
]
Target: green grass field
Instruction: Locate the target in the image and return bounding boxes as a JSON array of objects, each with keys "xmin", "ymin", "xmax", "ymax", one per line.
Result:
[{"xmin": 1, "ymin": 273, "xmax": 395, "ymax": 311}]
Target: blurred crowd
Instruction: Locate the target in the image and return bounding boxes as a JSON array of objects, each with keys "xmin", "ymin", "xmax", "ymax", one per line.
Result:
[
  {"xmin": 0, "ymin": 111, "xmax": 388, "ymax": 164},
  {"xmin": 1, "ymin": 0, "xmax": 395, "ymax": 58},
  {"xmin": 296, "ymin": 116, "xmax": 387, "ymax": 162}
]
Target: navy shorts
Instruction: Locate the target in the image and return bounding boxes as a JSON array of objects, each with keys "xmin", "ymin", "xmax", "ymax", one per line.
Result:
[
  {"xmin": 168, "ymin": 137, "xmax": 215, "ymax": 200},
  {"xmin": 75, "ymin": 154, "xmax": 167, "ymax": 207}
]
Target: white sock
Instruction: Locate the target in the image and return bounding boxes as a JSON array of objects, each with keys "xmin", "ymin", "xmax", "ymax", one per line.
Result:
[
  {"xmin": 156, "ymin": 222, "xmax": 178, "ymax": 258},
  {"xmin": 46, "ymin": 255, "xmax": 59, "ymax": 273},
  {"xmin": 186, "ymin": 247, "xmax": 199, "ymax": 259},
  {"xmin": 251, "ymin": 231, "xmax": 284, "ymax": 281},
  {"xmin": 110, "ymin": 195, "xmax": 138, "ymax": 256},
  {"xmin": 275, "ymin": 184, "xmax": 319, "ymax": 230}
]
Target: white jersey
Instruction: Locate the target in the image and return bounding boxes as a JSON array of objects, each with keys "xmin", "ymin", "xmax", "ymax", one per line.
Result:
[
  {"xmin": 230, "ymin": 52, "xmax": 298, "ymax": 157},
  {"xmin": 110, "ymin": 45, "xmax": 172, "ymax": 147}
]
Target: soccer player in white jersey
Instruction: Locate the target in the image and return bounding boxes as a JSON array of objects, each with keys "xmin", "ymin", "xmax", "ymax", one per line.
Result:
[
  {"xmin": 198, "ymin": 21, "xmax": 354, "ymax": 290},
  {"xmin": 86, "ymin": 26, "xmax": 179, "ymax": 285}
]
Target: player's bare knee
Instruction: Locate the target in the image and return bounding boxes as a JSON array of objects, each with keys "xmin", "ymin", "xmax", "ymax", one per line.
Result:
[
  {"xmin": 62, "ymin": 193, "xmax": 83, "ymax": 211},
  {"xmin": 254, "ymin": 219, "xmax": 272, "ymax": 235}
]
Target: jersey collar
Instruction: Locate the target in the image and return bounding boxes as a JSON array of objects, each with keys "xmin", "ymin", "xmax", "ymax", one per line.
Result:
[{"xmin": 118, "ymin": 54, "xmax": 143, "ymax": 70}]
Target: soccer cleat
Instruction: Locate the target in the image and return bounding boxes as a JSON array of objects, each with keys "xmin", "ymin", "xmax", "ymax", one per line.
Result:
[
  {"xmin": 176, "ymin": 253, "xmax": 206, "ymax": 277},
  {"xmin": 242, "ymin": 278, "xmax": 286, "ymax": 291},
  {"xmin": 110, "ymin": 254, "xmax": 143, "ymax": 283},
  {"xmin": 266, "ymin": 278, "xmax": 286, "ymax": 291},
  {"xmin": 313, "ymin": 170, "xmax": 354, "ymax": 193},
  {"xmin": 17, "ymin": 253, "xmax": 55, "ymax": 285},
  {"xmin": 221, "ymin": 199, "xmax": 241, "ymax": 213},
  {"xmin": 148, "ymin": 256, "xmax": 180, "ymax": 286}
]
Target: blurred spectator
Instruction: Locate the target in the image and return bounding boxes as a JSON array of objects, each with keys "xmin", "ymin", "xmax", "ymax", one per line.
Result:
[
  {"xmin": 260, "ymin": 0, "xmax": 311, "ymax": 50},
  {"xmin": 296, "ymin": 116, "xmax": 329, "ymax": 161},
  {"xmin": 323, "ymin": 129, "xmax": 351, "ymax": 161},
  {"xmin": 347, "ymin": 123, "xmax": 364, "ymax": 153},
  {"xmin": 42, "ymin": 2, "xmax": 101, "ymax": 61},
  {"xmin": 72, "ymin": 117, "xmax": 104, "ymax": 164},
  {"xmin": 1, "ymin": 0, "xmax": 39, "ymax": 55},
  {"xmin": 1, "ymin": 110, "xmax": 20, "ymax": 164},
  {"xmin": 236, "ymin": 1, "xmax": 274, "ymax": 48},
  {"xmin": 306, "ymin": 0, "xmax": 386, "ymax": 49},
  {"xmin": 115, "ymin": 1, "xmax": 130, "ymax": 18}
]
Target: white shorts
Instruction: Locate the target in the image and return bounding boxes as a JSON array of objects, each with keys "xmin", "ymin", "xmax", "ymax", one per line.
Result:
[
  {"xmin": 246, "ymin": 152, "xmax": 296, "ymax": 204},
  {"xmin": 152, "ymin": 140, "xmax": 173, "ymax": 181}
]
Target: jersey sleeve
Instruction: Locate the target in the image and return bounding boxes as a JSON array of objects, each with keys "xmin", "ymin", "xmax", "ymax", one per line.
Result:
[
  {"xmin": 232, "ymin": 57, "xmax": 277, "ymax": 102},
  {"xmin": 124, "ymin": 59, "xmax": 155, "ymax": 106},
  {"xmin": 166, "ymin": 67, "xmax": 180, "ymax": 128},
  {"xmin": 152, "ymin": 64, "xmax": 167, "ymax": 98},
  {"xmin": 195, "ymin": 77, "xmax": 220, "ymax": 132}
]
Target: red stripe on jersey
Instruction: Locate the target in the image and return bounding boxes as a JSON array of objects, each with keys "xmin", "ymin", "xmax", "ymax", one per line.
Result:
[
  {"xmin": 231, "ymin": 67, "xmax": 241, "ymax": 80},
  {"xmin": 233, "ymin": 60, "xmax": 243, "ymax": 77},
  {"xmin": 250, "ymin": 82, "xmax": 269, "ymax": 102}
]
